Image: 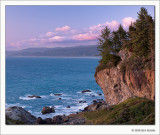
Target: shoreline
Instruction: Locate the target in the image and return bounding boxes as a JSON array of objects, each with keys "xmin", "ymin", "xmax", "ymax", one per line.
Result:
[{"xmin": 5, "ymin": 97, "xmax": 155, "ymax": 125}]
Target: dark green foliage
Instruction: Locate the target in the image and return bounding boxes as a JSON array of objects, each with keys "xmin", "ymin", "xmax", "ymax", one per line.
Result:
[
  {"xmin": 97, "ymin": 26, "xmax": 113, "ymax": 64},
  {"xmin": 97, "ymin": 25, "xmax": 125, "ymax": 66},
  {"xmin": 95, "ymin": 63, "xmax": 107, "ymax": 76},
  {"xmin": 112, "ymin": 24, "xmax": 128, "ymax": 53},
  {"xmin": 97, "ymin": 7, "xmax": 155, "ymax": 72},
  {"xmin": 127, "ymin": 7, "xmax": 155, "ymax": 69},
  {"xmin": 83, "ymin": 97, "xmax": 155, "ymax": 124},
  {"xmin": 95, "ymin": 55, "xmax": 121, "ymax": 76},
  {"xmin": 120, "ymin": 57, "xmax": 146, "ymax": 72}
]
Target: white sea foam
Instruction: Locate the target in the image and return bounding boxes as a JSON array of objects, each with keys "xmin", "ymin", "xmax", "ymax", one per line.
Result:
[
  {"xmin": 5, "ymin": 103, "xmax": 26, "ymax": 108},
  {"xmin": 76, "ymin": 92, "xmax": 81, "ymax": 94},
  {"xmin": 28, "ymin": 110, "xmax": 32, "ymax": 113},
  {"xmin": 50, "ymin": 93, "xmax": 54, "ymax": 96},
  {"xmin": 19, "ymin": 96, "xmax": 37, "ymax": 100},
  {"xmin": 19, "ymin": 94, "xmax": 46, "ymax": 100},
  {"xmin": 50, "ymin": 93, "xmax": 64, "ymax": 96},
  {"xmin": 31, "ymin": 102, "xmax": 89, "ymax": 118}
]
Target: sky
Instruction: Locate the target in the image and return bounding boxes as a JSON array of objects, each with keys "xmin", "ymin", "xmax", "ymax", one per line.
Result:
[{"xmin": 6, "ymin": 5, "xmax": 154, "ymax": 51}]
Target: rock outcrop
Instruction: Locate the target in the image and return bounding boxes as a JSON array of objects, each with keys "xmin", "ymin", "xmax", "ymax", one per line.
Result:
[
  {"xmin": 28, "ymin": 95, "xmax": 41, "ymax": 98},
  {"xmin": 83, "ymin": 100, "xmax": 109, "ymax": 112},
  {"xmin": 81, "ymin": 90, "xmax": 91, "ymax": 93},
  {"xmin": 95, "ymin": 50, "xmax": 155, "ymax": 105},
  {"xmin": 36, "ymin": 114, "xmax": 85, "ymax": 125},
  {"xmin": 41, "ymin": 106, "xmax": 55, "ymax": 114},
  {"xmin": 6, "ymin": 106, "xmax": 36, "ymax": 124}
]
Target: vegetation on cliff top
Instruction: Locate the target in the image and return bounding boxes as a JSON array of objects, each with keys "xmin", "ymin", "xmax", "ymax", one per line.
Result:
[
  {"xmin": 81, "ymin": 97, "xmax": 155, "ymax": 124},
  {"xmin": 96, "ymin": 7, "xmax": 155, "ymax": 74}
]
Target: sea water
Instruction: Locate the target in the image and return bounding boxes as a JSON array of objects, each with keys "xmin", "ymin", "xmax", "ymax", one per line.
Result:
[{"xmin": 6, "ymin": 57, "xmax": 104, "ymax": 118}]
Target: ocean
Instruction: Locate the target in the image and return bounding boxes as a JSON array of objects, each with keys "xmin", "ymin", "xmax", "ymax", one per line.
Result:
[{"xmin": 6, "ymin": 57, "xmax": 104, "ymax": 119}]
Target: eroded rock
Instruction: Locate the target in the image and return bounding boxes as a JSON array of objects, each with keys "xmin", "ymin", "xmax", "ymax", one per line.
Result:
[
  {"xmin": 41, "ymin": 106, "xmax": 55, "ymax": 114},
  {"xmin": 81, "ymin": 90, "xmax": 91, "ymax": 93},
  {"xmin": 28, "ymin": 95, "xmax": 41, "ymax": 98},
  {"xmin": 6, "ymin": 106, "xmax": 36, "ymax": 124}
]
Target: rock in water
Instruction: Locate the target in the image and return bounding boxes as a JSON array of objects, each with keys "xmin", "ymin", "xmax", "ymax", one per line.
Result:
[
  {"xmin": 81, "ymin": 90, "xmax": 91, "ymax": 93},
  {"xmin": 41, "ymin": 106, "xmax": 55, "ymax": 114},
  {"xmin": 79, "ymin": 100, "xmax": 87, "ymax": 103},
  {"xmin": 6, "ymin": 106, "xmax": 36, "ymax": 124},
  {"xmin": 54, "ymin": 94, "xmax": 62, "ymax": 96},
  {"xmin": 28, "ymin": 95, "xmax": 41, "ymax": 98}
]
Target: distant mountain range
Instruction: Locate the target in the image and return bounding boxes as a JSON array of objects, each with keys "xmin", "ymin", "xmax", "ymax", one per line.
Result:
[{"xmin": 6, "ymin": 45, "xmax": 99, "ymax": 57}]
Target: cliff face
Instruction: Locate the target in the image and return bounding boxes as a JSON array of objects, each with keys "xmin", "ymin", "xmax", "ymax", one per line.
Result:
[{"xmin": 95, "ymin": 50, "xmax": 155, "ymax": 105}]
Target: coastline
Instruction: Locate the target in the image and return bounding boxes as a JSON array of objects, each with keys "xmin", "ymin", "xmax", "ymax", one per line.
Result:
[{"xmin": 5, "ymin": 97, "xmax": 155, "ymax": 125}]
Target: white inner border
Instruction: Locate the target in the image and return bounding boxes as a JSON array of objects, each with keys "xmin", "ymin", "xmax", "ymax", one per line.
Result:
[{"xmin": 0, "ymin": 1, "xmax": 160, "ymax": 135}]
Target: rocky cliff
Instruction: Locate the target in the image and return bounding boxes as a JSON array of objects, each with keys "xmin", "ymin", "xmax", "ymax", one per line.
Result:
[{"xmin": 95, "ymin": 50, "xmax": 155, "ymax": 105}]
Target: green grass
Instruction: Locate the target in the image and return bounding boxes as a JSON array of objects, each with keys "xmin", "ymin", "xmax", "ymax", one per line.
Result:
[{"xmin": 82, "ymin": 97, "xmax": 155, "ymax": 125}]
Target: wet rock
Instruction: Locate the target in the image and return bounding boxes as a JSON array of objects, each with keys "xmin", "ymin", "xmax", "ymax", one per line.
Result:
[
  {"xmin": 36, "ymin": 117, "xmax": 46, "ymax": 124},
  {"xmin": 58, "ymin": 98, "xmax": 62, "ymax": 100},
  {"xmin": 97, "ymin": 99, "xmax": 104, "ymax": 102},
  {"xmin": 41, "ymin": 106, "xmax": 55, "ymax": 114},
  {"xmin": 52, "ymin": 115, "xmax": 63, "ymax": 124},
  {"xmin": 44, "ymin": 118, "xmax": 53, "ymax": 124},
  {"xmin": 92, "ymin": 100, "xmax": 97, "ymax": 104},
  {"xmin": 98, "ymin": 93, "xmax": 102, "ymax": 96},
  {"xmin": 81, "ymin": 90, "xmax": 91, "ymax": 93},
  {"xmin": 54, "ymin": 94, "xmax": 62, "ymax": 96},
  {"xmin": 66, "ymin": 106, "xmax": 70, "ymax": 108},
  {"xmin": 28, "ymin": 95, "xmax": 41, "ymax": 98},
  {"xmin": 63, "ymin": 116, "xmax": 69, "ymax": 122},
  {"xmin": 6, "ymin": 106, "xmax": 36, "ymax": 124},
  {"xmin": 79, "ymin": 100, "xmax": 87, "ymax": 103}
]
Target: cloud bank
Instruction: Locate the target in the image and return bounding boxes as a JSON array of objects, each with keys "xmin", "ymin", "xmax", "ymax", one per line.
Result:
[{"xmin": 8, "ymin": 17, "xmax": 135, "ymax": 50}]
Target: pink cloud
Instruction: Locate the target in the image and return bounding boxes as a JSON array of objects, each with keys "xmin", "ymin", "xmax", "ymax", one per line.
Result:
[
  {"xmin": 56, "ymin": 25, "xmax": 70, "ymax": 32},
  {"xmin": 48, "ymin": 36, "xmax": 64, "ymax": 42},
  {"xmin": 46, "ymin": 32, "xmax": 54, "ymax": 37},
  {"xmin": 89, "ymin": 24, "xmax": 102, "ymax": 31},
  {"xmin": 105, "ymin": 20, "xmax": 120, "ymax": 31},
  {"xmin": 122, "ymin": 17, "xmax": 136, "ymax": 30},
  {"xmin": 89, "ymin": 20, "xmax": 119, "ymax": 33},
  {"xmin": 72, "ymin": 33, "xmax": 98, "ymax": 41},
  {"xmin": 29, "ymin": 38, "xmax": 37, "ymax": 42},
  {"xmin": 8, "ymin": 17, "xmax": 137, "ymax": 49},
  {"xmin": 10, "ymin": 42, "xmax": 21, "ymax": 47}
]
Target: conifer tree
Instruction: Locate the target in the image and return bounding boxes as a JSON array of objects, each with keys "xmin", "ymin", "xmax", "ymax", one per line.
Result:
[
  {"xmin": 131, "ymin": 7, "xmax": 151, "ymax": 57},
  {"xmin": 97, "ymin": 26, "xmax": 113, "ymax": 64},
  {"xmin": 112, "ymin": 24, "xmax": 128, "ymax": 53},
  {"xmin": 147, "ymin": 16, "xmax": 155, "ymax": 69}
]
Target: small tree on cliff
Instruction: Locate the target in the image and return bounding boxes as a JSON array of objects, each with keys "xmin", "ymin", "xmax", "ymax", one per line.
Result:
[
  {"xmin": 97, "ymin": 26, "xmax": 113, "ymax": 64},
  {"xmin": 112, "ymin": 24, "xmax": 128, "ymax": 53}
]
